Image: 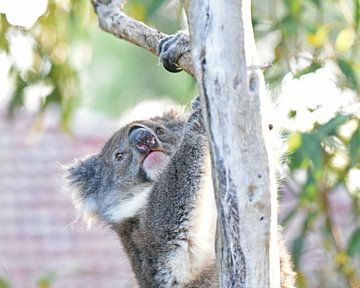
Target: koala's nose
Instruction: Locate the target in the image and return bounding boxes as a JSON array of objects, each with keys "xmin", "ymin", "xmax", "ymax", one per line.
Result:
[{"xmin": 129, "ymin": 126, "xmax": 158, "ymax": 154}]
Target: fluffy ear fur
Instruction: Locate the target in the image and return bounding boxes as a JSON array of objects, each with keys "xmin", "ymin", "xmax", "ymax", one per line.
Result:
[
  {"xmin": 67, "ymin": 156, "xmax": 100, "ymax": 196},
  {"xmin": 66, "ymin": 156, "xmax": 101, "ymax": 225}
]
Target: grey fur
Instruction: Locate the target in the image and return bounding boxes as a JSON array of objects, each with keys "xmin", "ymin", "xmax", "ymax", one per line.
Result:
[{"xmin": 66, "ymin": 103, "xmax": 295, "ymax": 287}]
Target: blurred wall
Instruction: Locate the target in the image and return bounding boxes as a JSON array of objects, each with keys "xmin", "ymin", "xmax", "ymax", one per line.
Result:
[{"xmin": 0, "ymin": 112, "xmax": 136, "ymax": 288}]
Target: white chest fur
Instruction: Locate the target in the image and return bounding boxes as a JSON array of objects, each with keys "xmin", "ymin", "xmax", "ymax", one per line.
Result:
[{"xmin": 167, "ymin": 154, "xmax": 217, "ymax": 286}]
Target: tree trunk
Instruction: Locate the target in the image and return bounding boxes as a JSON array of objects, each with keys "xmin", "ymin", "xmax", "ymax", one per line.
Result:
[{"xmin": 187, "ymin": 0, "xmax": 280, "ymax": 287}]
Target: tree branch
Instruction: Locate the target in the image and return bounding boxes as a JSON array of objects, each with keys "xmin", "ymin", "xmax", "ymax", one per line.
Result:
[{"xmin": 91, "ymin": 0, "xmax": 195, "ymax": 76}]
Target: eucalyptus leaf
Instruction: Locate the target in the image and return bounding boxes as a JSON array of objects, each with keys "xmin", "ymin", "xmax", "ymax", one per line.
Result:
[
  {"xmin": 347, "ymin": 227, "xmax": 360, "ymax": 257},
  {"xmin": 337, "ymin": 58, "xmax": 359, "ymax": 90},
  {"xmin": 0, "ymin": 278, "xmax": 10, "ymax": 288},
  {"xmin": 316, "ymin": 114, "xmax": 351, "ymax": 138},
  {"xmin": 146, "ymin": 0, "xmax": 166, "ymax": 19},
  {"xmin": 350, "ymin": 125, "xmax": 360, "ymax": 167},
  {"xmin": 294, "ymin": 63, "xmax": 322, "ymax": 79}
]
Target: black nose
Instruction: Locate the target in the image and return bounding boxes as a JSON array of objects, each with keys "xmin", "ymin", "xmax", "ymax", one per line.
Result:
[{"xmin": 129, "ymin": 126, "xmax": 158, "ymax": 154}]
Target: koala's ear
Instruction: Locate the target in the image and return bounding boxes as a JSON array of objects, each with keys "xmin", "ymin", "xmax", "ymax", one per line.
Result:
[
  {"xmin": 64, "ymin": 156, "xmax": 100, "ymax": 226},
  {"xmin": 163, "ymin": 107, "xmax": 187, "ymax": 122},
  {"xmin": 161, "ymin": 107, "xmax": 188, "ymax": 132},
  {"xmin": 67, "ymin": 156, "xmax": 99, "ymax": 195}
]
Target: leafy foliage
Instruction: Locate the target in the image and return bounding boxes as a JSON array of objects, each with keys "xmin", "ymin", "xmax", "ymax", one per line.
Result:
[
  {"xmin": 285, "ymin": 114, "xmax": 360, "ymax": 287},
  {"xmin": 253, "ymin": 0, "xmax": 360, "ymax": 92},
  {"xmin": 0, "ymin": 0, "xmax": 194, "ymax": 127}
]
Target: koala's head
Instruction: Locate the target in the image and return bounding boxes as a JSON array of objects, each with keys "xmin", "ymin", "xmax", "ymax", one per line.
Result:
[{"xmin": 66, "ymin": 110, "xmax": 186, "ymax": 226}]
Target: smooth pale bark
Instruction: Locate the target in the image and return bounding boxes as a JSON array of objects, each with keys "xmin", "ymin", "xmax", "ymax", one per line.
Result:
[{"xmin": 187, "ymin": 0, "xmax": 280, "ymax": 287}]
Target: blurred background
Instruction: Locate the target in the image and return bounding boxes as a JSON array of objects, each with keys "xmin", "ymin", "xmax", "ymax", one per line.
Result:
[{"xmin": 0, "ymin": 0, "xmax": 359, "ymax": 287}]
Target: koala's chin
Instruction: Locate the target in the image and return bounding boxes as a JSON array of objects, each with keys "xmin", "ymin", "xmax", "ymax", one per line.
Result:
[{"xmin": 142, "ymin": 151, "xmax": 171, "ymax": 181}]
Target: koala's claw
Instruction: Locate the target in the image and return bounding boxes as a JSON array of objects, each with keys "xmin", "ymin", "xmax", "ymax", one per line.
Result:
[
  {"xmin": 188, "ymin": 109, "xmax": 205, "ymax": 134},
  {"xmin": 191, "ymin": 96, "xmax": 201, "ymax": 111},
  {"xmin": 158, "ymin": 32, "xmax": 190, "ymax": 73}
]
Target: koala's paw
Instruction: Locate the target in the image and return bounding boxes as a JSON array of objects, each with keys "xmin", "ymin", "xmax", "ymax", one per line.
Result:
[
  {"xmin": 191, "ymin": 96, "xmax": 201, "ymax": 111},
  {"xmin": 187, "ymin": 109, "xmax": 205, "ymax": 134},
  {"xmin": 158, "ymin": 31, "xmax": 190, "ymax": 73}
]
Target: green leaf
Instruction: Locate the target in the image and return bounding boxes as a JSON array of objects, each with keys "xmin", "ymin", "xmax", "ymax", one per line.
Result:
[
  {"xmin": 347, "ymin": 227, "xmax": 360, "ymax": 257},
  {"xmin": 303, "ymin": 181, "xmax": 317, "ymax": 202},
  {"xmin": 285, "ymin": 0, "xmax": 302, "ymax": 16},
  {"xmin": 337, "ymin": 58, "xmax": 359, "ymax": 90},
  {"xmin": 281, "ymin": 15, "xmax": 298, "ymax": 35},
  {"xmin": 282, "ymin": 208, "xmax": 298, "ymax": 225},
  {"xmin": 355, "ymin": 0, "xmax": 360, "ymax": 31},
  {"xmin": 0, "ymin": 278, "xmax": 10, "ymax": 288},
  {"xmin": 294, "ymin": 63, "xmax": 322, "ymax": 79},
  {"xmin": 302, "ymin": 133, "xmax": 323, "ymax": 173},
  {"xmin": 146, "ymin": 0, "xmax": 166, "ymax": 19},
  {"xmin": 349, "ymin": 125, "xmax": 360, "ymax": 167},
  {"xmin": 316, "ymin": 114, "xmax": 351, "ymax": 138},
  {"xmin": 291, "ymin": 212, "xmax": 317, "ymax": 267},
  {"xmin": 307, "ymin": 25, "xmax": 329, "ymax": 48},
  {"xmin": 292, "ymin": 235, "xmax": 305, "ymax": 267},
  {"xmin": 295, "ymin": 271, "xmax": 308, "ymax": 288},
  {"xmin": 288, "ymin": 132, "xmax": 302, "ymax": 152},
  {"xmin": 37, "ymin": 272, "xmax": 56, "ymax": 288},
  {"xmin": 335, "ymin": 28, "xmax": 355, "ymax": 52},
  {"xmin": 310, "ymin": 0, "xmax": 321, "ymax": 8}
]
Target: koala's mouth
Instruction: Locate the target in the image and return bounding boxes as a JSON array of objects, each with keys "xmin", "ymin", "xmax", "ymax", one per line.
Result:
[{"xmin": 141, "ymin": 149, "xmax": 170, "ymax": 175}]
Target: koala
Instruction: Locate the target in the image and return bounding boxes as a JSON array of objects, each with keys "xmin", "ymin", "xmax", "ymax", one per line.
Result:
[
  {"xmin": 66, "ymin": 102, "xmax": 295, "ymax": 288},
  {"xmin": 67, "ymin": 103, "xmax": 218, "ymax": 287}
]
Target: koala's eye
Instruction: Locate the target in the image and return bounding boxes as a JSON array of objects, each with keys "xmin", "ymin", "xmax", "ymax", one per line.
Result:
[
  {"xmin": 155, "ymin": 127, "xmax": 165, "ymax": 136},
  {"xmin": 114, "ymin": 151, "xmax": 125, "ymax": 162}
]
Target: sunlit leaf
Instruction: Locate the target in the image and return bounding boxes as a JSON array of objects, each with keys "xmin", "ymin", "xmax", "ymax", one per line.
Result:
[
  {"xmin": 316, "ymin": 114, "xmax": 351, "ymax": 138},
  {"xmin": 126, "ymin": 3, "xmax": 146, "ymax": 21},
  {"xmin": 8, "ymin": 74, "xmax": 26, "ymax": 116},
  {"xmin": 146, "ymin": 0, "xmax": 166, "ymax": 19},
  {"xmin": 0, "ymin": 16, "xmax": 10, "ymax": 50},
  {"xmin": 292, "ymin": 235, "xmax": 305, "ymax": 267},
  {"xmin": 288, "ymin": 132, "xmax": 302, "ymax": 152},
  {"xmin": 335, "ymin": 28, "xmax": 355, "ymax": 53},
  {"xmin": 303, "ymin": 181, "xmax": 317, "ymax": 201},
  {"xmin": 282, "ymin": 208, "xmax": 298, "ymax": 225},
  {"xmin": 347, "ymin": 227, "xmax": 360, "ymax": 257},
  {"xmin": 302, "ymin": 133, "xmax": 323, "ymax": 173},
  {"xmin": 335, "ymin": 250, "xmax": 349, "ymax": 265},
  {"xmin": 281, "ymin": 15, "xmax": 298, "ymax": 35},
  {"xmin": 295, "ymin": 271, "xmax": 307, "ymax": 288},
  {"xmin": 337, "ymin": 58, "xmax": 359, "ymax": 90},
  {"xmin": 284, "ymin": 0, "xmax": 302, "ymax": 16},
  {"xmin": 294, "ymin": 62, "xmax": 322, "ymax": 79},
  {"xmin": 292, "ymin": 212, "xmax": 317, "ymax": 267},
  {"xmin": 349, "ymin": 125, "xmax": 360, "ymax": 167},
  {"xmin": 0, "ymin": 278, "xmax": 10, "ymax": 288},
  {"xmin": 355, "ymin": 0, "xmax": 360, "ymax": 31},
  {"xmin": 37, "ymin": 272, "xmax": 56, "ymax": 288},
  {"xmin": 309, "ymin": 0, "xmax": 321, "ymax": 8},
  {"xmin": 307, "ymin": 25, "xmax": 329, "ymax": 48}
]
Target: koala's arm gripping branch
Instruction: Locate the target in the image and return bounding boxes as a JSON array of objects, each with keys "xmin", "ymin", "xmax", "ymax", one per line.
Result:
[
  {"xmin": 146, "ymin": 111, "xmax": 206, "ymax": 246},
  {"xmin": 91, "ymin": 0, "xmax": 195, "ymax": 76}
]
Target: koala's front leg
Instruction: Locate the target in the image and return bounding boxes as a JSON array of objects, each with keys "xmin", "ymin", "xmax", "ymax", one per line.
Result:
[
  {"xmin": 144, "ymin": 107, "xmax": 207, "ymax": 286},
  {"xmin": 158, "ymin": 32, "xmax": 190, "ymax": 73}
]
